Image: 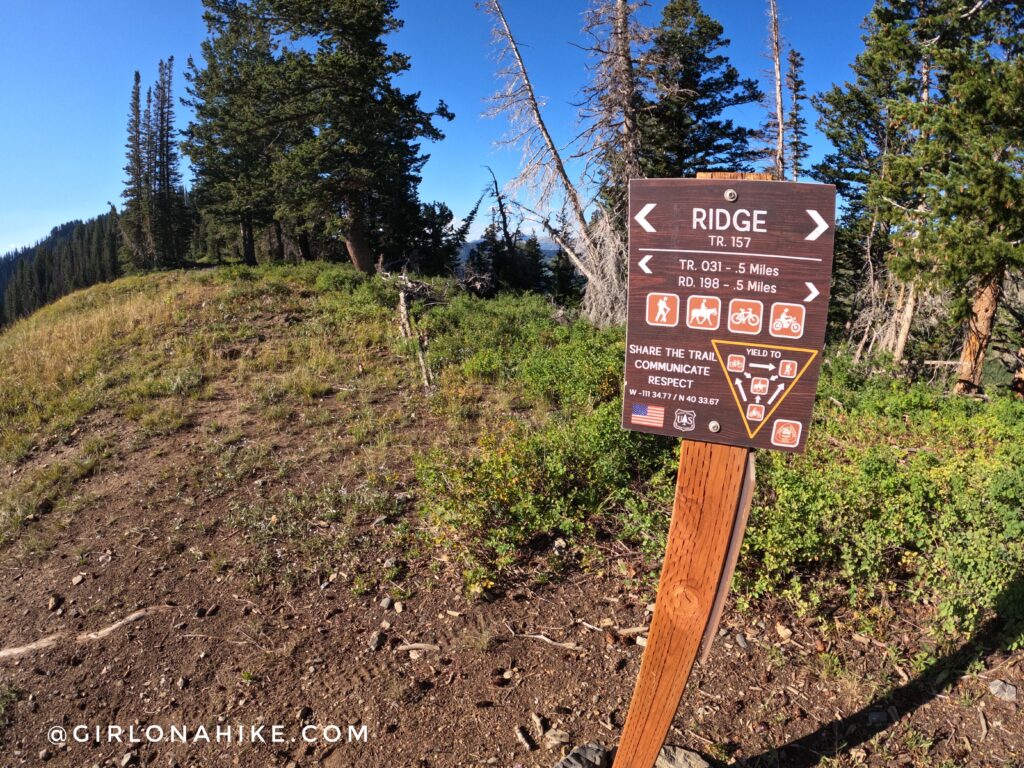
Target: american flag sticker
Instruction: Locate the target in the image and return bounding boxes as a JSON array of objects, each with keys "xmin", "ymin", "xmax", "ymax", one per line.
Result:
[{"xmin": 630, "ymin": 403, "xmax": 665, "ymax": 428}]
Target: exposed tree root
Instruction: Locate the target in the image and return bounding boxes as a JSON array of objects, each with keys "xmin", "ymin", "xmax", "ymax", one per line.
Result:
[{"xmin": 0, "ymin": 605, "xmax": 170, "ymax": 661}]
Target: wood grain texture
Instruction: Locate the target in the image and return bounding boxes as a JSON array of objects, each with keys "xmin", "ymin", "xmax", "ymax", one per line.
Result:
[
  {"xmin": 613, "ymin": 440, "xmax": 749, "ymax": 768},
  {"xmin": 699, "ymin": 451, "xmax": 755, "ymax": 664},
  {"xmin": 694, "ymin": 171, "xmax": 774, "ymax": 180}
]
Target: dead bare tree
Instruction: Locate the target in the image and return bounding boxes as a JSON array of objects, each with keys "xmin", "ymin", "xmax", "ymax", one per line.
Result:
[
  {"xmin": 767, "ymin": 0, "xmax": 786, "ymax": 180},
  {"xmin": 479, "ymin": 0, "xmax": 647, "ymax": 327},
  {"xmin": 485, "ymin": 165, "xmax": 521, "ymax": 257},
  {"xmin": 576, "ymin": 0, "xmax": 649, "ymax": 191}
]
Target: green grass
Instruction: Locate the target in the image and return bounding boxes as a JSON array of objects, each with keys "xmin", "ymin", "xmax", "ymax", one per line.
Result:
[
  {"xmin": 0, "ymin": 684, "xmax": 16, "ymax": 732},
  {"xmin": 0, "ymin": 261, "xmax": 403, "ymax": 551},
  {"xmin": 0, "ymin": 437, "xmax": 113, "ymax": 549},
  {"xmin": 229, "ymin": 482, "xmax": 400, "ymax": 591}
]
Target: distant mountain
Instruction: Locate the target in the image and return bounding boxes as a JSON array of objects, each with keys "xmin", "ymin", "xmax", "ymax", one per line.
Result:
[{"xmin": 457, "ymin": 236, "xmax": 561, "ymax": 264}]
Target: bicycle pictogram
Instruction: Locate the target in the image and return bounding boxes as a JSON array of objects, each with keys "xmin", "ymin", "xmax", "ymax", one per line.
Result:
[{"xmin": 727, "ymin": 299, "xmax": 763, "ymax": 335}]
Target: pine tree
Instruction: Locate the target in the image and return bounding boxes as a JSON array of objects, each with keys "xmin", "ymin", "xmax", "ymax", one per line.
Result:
[
  {"xmin": 121, "ymin": 60, "xmax": 190, "ymax": 270},
  {"xmin": 879, "ymin": 0, "xmax": 1024, "ymax": 392},
  {"xmin": 639, "ymin": 0, "xmax": 763, "ymax": 179},
  {"xmin": 152, "ymin": 57, "xmax": 188, "ymax": 267},
  {"xmin": 183, "ymin": 1, "xmax": 284, "ymax": 266},
  {"xmin": 549, "ymin": 247, "xmax": 584, "ymax": 304},
  {"xmin": 120, "ymin": 71, "xmax": 155, "ymax": 270},
  {"xmin": 785, "ymin": 49, "xmax": 810, "ymax": 181},
  {"xmin": 467, "ymin": 224, "xmax": 502, "ymax": 284},
  {"xmin": 404, "ymin": 200, "xmax": 479, "ymax": 277},
  {"xmin": 812, "ymin": 0, "xmax": 931, "ymax": 359},
  {"xmin": 515, "ymin": 235, "xmax": 548, "ymax": 292},
  {"xmin": 261, "ymin": 0, "xmax": 452, "ymax": 273}
]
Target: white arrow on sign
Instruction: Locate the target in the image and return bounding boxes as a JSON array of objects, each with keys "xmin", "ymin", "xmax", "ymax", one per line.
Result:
[
  {"xmin": 749, "ymin": 362, "xmax": 775, "ymax": 371},
  {"xmin": 805, "ymin": 209, "xmax": 829, "ymax": 241},
  {"xmin": 768, "ymin": 383, "xmax": 786, "ymax": 405},
  {"xmin": 638, "ymin": 254, "xmax": 654, "ymax": 274},
  {"xmin": 635, "ymin": 203, "xmax": 657, "ymax": 233},
  {"xmin": 804, "ymin": 282, "xmax": 820, "ymax": 302},
  {"xmin": 735, "ymin": 379, "xmax": 747, "ymax": 402}
]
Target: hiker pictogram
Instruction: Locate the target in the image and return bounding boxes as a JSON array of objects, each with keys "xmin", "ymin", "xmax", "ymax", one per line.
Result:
[
  {"xmin": 769, "ymin": 302, "xmax": 806, "ymax": 339},
  {"xmin": 728, "ymin": 299, "xmax": 763, "ymax": 335},
  {"xmin": 686, "ymin": 295, "xmax": 720, "ymax": 330},
  {"xmin": 711, "ymin": 339, "xmax": 818, "ymax": 439},
  {"xmin": 646, "ymin": 293, "xmax": 680, "ymax": 327}
]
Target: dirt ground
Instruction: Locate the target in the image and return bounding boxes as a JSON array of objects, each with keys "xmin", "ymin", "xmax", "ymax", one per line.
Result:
[{"xmin": 0, "ymin": 289, "xmax": 1020, "ymax": 768}]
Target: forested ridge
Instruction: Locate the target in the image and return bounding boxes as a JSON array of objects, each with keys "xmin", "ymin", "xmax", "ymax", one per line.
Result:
[{"xmin": 2, "ymin": 0, "xmax": 1023, "ymax": 396}]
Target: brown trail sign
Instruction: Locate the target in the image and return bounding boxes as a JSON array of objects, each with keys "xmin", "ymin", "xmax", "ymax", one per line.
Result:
[
  {"xmin": 622, "ymin": 175, "xmax": 834, "ymax": 450},
  {"xmin": 615, "ymin": 173, "xmax": 835, "ymax": 768}
]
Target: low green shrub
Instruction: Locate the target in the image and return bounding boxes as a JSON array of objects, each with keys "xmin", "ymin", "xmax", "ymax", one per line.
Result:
[
  {"xmin": 743, "ymin": 364, "xmax": 1024, "ymax": 644},
  {"xmin": 417, "ymin": 303, "xmax": 1024, "ymax": 642},
  {"xmin": 419, "ymin": 293, "xmax": 560, "ymax": 383},
  {"xmin": 417, "ymin": 402, "xmax": 676, "ymax": 594}
]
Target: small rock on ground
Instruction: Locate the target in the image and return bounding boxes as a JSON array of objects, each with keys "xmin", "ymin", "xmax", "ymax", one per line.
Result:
[
  {"xmin": 551, "ymin": 742, "xmax": 610, "ymax": 768},
  {"xmin": 543, "ymin": 729, "xmax": 572, "ymax": 750},
  {"xmin": 989, "ymin": 679, "xmax": 1018, "ymax": 703},
  {"xmin": 656, "ymin": 745, "xmax": 711, "ymax": 768},
  {"xmin": 551, "ymin": 744, "xmax": 710, "ymax": 768}
]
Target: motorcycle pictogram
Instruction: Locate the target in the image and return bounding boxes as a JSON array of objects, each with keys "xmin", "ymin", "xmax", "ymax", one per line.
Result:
[{"xmin": 771, "ymin": 309, "xmax": 802, "ymax": 334}]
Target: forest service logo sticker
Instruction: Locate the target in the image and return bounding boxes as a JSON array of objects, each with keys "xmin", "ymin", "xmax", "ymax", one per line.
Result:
[{"xmin": 673, "ymin": 409, "xmax": 696, "ymax": 432}]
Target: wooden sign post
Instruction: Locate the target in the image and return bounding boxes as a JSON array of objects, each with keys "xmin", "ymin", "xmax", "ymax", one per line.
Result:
[{"xmin": 615, "ymin": 172, "xmax": 835, "ymax": 768}]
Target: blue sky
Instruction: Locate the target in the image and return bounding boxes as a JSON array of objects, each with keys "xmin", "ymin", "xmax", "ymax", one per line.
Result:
[{"xmin": 0, "ymin": 1, "xmax": 871, "ymax": 252}]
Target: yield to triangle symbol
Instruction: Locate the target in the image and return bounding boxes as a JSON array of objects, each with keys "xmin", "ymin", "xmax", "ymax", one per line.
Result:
[{"xmin": 711, "ymin": 340, "xmax": 818, "ymax": 438}]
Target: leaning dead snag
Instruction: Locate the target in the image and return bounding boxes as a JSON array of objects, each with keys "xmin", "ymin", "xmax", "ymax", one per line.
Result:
[
  {"xmin": 478, "ymin": 0, "xmax": 642, "ymax": 327},
  {"xmin": 396, "ymin": 278, "xmax": 433, "ymax": 392}
]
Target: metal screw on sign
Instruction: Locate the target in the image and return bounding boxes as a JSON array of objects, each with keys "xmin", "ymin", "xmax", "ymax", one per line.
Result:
[
  {"xmin": 708, "ymin": 420, "xmax": 721, "ymax": 433},
  {"xmin": 724, "ymin": 188, "xmax": 737, "ymax": 202}
]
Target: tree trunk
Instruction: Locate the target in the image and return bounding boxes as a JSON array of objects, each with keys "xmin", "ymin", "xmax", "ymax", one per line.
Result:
[
  {"xmin": 273, "ymin": 220, "xmax": 286, "ymax": 263},
  {"xmin": 487, "ymin": 167, "xmax": 517, "ymax": 258},
  {"xmin": 892, "ymin": 281, "xmax": 916, "ymax": 364},
  {"xmin": 1011, "ymin": 347, "xmax": 1024, "ymax": 400},
  {"xmin": 954, "ymin": 271, "xmax": 1003, "ymax": 395},
  {"xmin": 768, "ymin": 0, "xmax": 785, "ymax": 180},
  {"xmin": 344, "ymin": 217, "xmax": 375, "ymax": 274},
  {"xmin": 614, "ymin": 0, "xmax": 640, "ymax": 180},
  {"xmin": 240, "ymin": 217, "xmax": 256, "ymax": 266}
]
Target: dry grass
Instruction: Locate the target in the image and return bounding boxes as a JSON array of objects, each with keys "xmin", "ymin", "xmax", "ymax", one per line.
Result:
[{"xmin": 0, "ymin": 274, "xmax": 212, "ymax": 460}]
